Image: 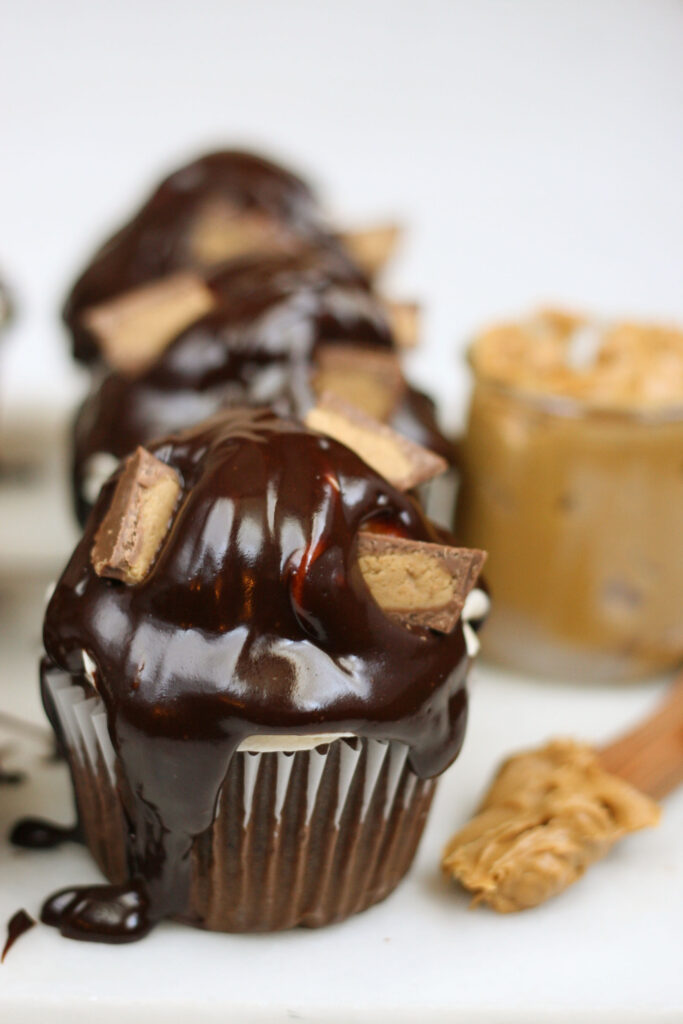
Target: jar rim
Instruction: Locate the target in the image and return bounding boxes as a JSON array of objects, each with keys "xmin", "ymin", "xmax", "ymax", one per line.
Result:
[{"xmin": 466, "ymin": 349, "xmax": 683, "ymax": 424}]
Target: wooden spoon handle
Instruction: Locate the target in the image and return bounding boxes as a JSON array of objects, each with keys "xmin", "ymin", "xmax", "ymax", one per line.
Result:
[{"xmin": 599, "ymin": 671, "xmax": 683, "ymax": 800}]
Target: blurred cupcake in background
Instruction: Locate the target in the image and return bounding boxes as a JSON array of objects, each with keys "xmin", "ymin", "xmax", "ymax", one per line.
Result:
[
  {"xmin": 63, "ymin": 150, "xmax": 455, "ymax": 528},
  {"xmin": 63, "ymin": 149, "xmax": 401, "ymax": 366}
]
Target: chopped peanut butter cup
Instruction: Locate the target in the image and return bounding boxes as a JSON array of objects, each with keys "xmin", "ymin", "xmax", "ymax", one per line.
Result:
[
  {"xmin": 91, "ymin": 447, "xmax": 181, "ymax": 584},
  {"xmin": 306, "ymin": 392, "xmax": 448, "ymax": 490}
]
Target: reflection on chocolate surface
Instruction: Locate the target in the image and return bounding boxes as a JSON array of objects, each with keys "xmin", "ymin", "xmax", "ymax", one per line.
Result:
[
  {"xmin": 458, "ymin": 309, "xmax": 683, "ymax": 679},
  {"xmin": 42, "ymin": 410, "xmax": 473, "ymax": 941}
]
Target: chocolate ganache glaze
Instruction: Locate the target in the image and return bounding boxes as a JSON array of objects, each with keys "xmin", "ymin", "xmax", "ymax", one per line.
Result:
[
  {"xmin": 64, "ymin": 150, "xmax": 345, "ymax": 364},
  {"xmin": 43, "ymin": 409, "xmax": 470, "ymax": 941},
  {"xmin": 72, "ymin": 250, "xmax": 450, "ymax": 524}
]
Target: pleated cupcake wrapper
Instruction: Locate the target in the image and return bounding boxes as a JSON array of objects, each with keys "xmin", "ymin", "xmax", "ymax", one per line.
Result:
[{"xmin": 47, "ymin": 668, "xmax": 437, "ymax": 931}]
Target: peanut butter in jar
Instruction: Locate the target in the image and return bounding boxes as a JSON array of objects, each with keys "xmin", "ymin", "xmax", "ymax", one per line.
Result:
[{"xmin": 455, "ymin": 310, "xmax": 683, "ymax": 680}]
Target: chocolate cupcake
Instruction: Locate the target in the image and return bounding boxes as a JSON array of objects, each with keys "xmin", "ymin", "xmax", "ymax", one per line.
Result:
[
  {"xmin": 72, "ymin": 249, "xmax": 453, "ymax": 526},
  {"xmin": 41, "ymin": 408, "xmax": 485, "ymax": 941},
  {"xmin": 63, "ymin": 149, "xmax": 398, "ymax": 366}
]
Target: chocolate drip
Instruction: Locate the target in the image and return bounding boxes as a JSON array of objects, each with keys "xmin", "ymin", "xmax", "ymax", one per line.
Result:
[
  {"xmin": 44, "ymin": 410, "xmax": 469, "ymax": 941},
  {"xmin": 10, "ymin": 818, "xmax": 81, "ymax": 849},
  {"xmin": 64, "ymin": 150, "xmax": 344, "ymax": 363},
  {"xmin": 41, "ymin": 883, "xmax": 151, "ymax": 944},
  {"xmin": 2, "ymin": 910, "xmax": 36, "ymax": 962}
]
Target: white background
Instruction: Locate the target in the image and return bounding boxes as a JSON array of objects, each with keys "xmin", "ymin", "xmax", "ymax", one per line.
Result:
[{"xmin": 1, "ymin": 0, "xmax": 682, "ymax": 427}]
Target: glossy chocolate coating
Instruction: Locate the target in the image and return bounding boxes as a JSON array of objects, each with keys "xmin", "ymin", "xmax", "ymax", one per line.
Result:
[
  {"xmin": 64, "ymin": 150, "xmax": 342, "ymax": 364},
  {"xmin": 44, "ymin": 409, "xmax": 469, "ymax": 940},
  {"xmin": 72, "ymin": 250, "xmax": 451, "ymax": 523}
]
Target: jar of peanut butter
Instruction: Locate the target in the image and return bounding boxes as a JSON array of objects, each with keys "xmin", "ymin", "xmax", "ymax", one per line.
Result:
[{"xmin": 455, "ymin": 310, "xmax": 683, "ymax": 680}]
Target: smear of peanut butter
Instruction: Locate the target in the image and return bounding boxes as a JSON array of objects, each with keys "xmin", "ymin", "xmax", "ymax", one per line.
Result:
[
  {"xmin": 442, "ymin": 739, "xmax": 660, "ymax": 912},
  {"xmin": 470, "ymin": 310, "xmax": 683, "ymax": 408}
]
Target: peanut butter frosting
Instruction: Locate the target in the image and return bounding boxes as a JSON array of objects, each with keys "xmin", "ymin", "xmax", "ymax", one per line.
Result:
[
  {"xmin": 470, "ymin": 309, "xmax": 683, "ymax": 409},
  {"xmin": 442, "ymin": 739, "xmax": 660, "ymax": 912}
]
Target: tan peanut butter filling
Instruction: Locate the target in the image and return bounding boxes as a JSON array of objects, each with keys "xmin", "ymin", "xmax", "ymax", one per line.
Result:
[
  {"xmin": 442, "ymin": 739, "xmax": 660, "ymax": 912},
  {"xmin": 311, "ymin": 345, "xmax": 406, "ymax": 421},
  {"xmin": 305, "ymin": 392, "xmax": 447, "ymax": 491},
  {"xmin": 471, "ymin": 309, "xmax": 683, "ymax": 408}
]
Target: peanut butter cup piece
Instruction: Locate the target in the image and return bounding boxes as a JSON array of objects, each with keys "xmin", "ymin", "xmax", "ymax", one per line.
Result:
[
  {"xmin": 306, "ymin": 392, "xmax": 447, "ymax": 491},
  {"xmin": 312, "ymin": 345, "xmax": 405, "ymax": 421},
  {"xmin": 384, "ymin": 299, "xmax": 420, "ymax": 350},
  {"xmin": 0, "ymin": 279, "xmax": 11, "ymax": 327},
  {"xmin": 91, "ymin": 447, "xmax": 181, "ymax": 584},
  {"xmin": 357, "ymin": 532, "xmax": 486, "ymax": 633},
  {"xmin": 337, "ymin": 223, "xmax": 401, "ymax": 277},
  {"xmin": 81, "ymin": 272, "xmax": 214, "ymax": 375}
]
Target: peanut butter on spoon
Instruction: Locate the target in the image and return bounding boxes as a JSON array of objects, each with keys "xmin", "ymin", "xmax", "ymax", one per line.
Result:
[{"xmin": 442, "ymin": 675, "xmax": 683, "ymax": 912}]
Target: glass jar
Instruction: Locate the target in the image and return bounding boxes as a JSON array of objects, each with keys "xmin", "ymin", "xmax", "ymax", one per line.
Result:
[{"xmin": 455, "ymin": 372, "xmax": 683, "ymax": 680}]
